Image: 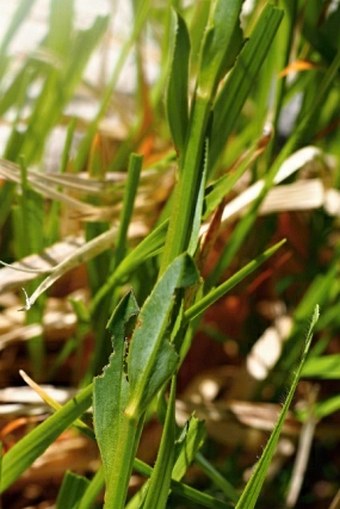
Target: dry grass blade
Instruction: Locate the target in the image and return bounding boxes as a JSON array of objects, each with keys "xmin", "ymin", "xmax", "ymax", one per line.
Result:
[
  {"xmin": 0, "ymin": 158, "xmax": 173, "ymax": 222},
  {"xmin": 0, "ymin": 237, "xmax": 84, "ymax": 293}
]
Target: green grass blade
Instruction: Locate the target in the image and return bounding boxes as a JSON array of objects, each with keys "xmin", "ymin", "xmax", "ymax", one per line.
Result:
[
  {"xmin": 74, "ymin": 1, "xmax": 150, "ymax": 171},
  {"xmin": 143, "ymin": 380, "xmax": 177, "ymax": 509},
  {"xmin": 112, "ymin": 153, "xmax": 143, "ymax": 267},
  {"xmin": 18, "ymin": 15, "xmax": 109, "ymax": 164},
  {"xmin": 198, "ymin": 0, "xmax": 243, "ymax": 97},
  {"xmin": 160, "ymin": 96, "xmax": 211, "ymax": 271},
  {"xmin": 209, "ymin": 3, "xmax": 283, "ymax": 170},
  {"xmin": 302, "ymin": 354, "xmax": 340, "ymax": 379},
  {"xmin": 172, "ymin": 416, "xmax": 206, "ymax": 480},
  {"xmin": 78, "ymin": 467, "xmax": 105, "ymax": 509},
  {"xmin": 195, "ymin": 452, "xmax": 238, "ymax": 503},
  {"xmin": 91, "ymin": 219, "xmax": 168, "ymax": 311},
  {"xmin": 161, "ymin": 0, "xmax": 245, "ymax": 272},
  {"xmin": 188, "ymin": 138, "xmax": 208, "ymax": 256},
  {"xmin": 0, "ymin": 384, "xmax": 93, "ymax": 492},
  {"xmin": 0, "ymin": 0, "xmax": 36, "ymax": 65},
  {"xmin": 312, "ymin": 395, "xmax": 340, "ymax": 420},
  {"xmin": 48, "ymin": 0, "xmax": 74, "ymax": 57},
  {"xmin": 274, "ymin": 46, "xmax": 340, "ymax": 172},
  {"xmin": 127, "ymin": 415, "xmax": 211, "ymax": 509},
  {"xmin": 56, "ymin": 471, "xmax": 90, "ymax": 509},
  {"xmin": 186, "ymin": 239, "xmax": 286, "ymax": 321},
  {"xmin": 170, "ymin": 479, "xmax": 228, "ymax": 509},
  {"xmin": 166, "ymin": 10, "xmax": 190, "ymax": 154},
  {"xmin": 235, "ymin": 305, "xmax": 320, "ymax": 509}
]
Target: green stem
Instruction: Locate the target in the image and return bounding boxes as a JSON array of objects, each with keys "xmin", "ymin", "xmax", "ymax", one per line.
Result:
[
  {"xmin": 104, "ymin": 417, "xmax": 143, "ymax": 509},
  {"xmin": 160, "ymin": 95, "xmax": 211, "ymax": 272}
]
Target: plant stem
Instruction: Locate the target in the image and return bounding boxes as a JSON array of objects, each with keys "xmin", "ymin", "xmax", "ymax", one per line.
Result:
[
  {"xmin": 160, "ymin": 95, "xmax": 211, "ymax": 272},
  {"xmin": 104, "ymin": 417, "xmax": 143, "ymax": 509}
]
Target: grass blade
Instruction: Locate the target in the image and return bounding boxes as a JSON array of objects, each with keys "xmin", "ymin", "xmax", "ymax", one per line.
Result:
[
  {"xmin": 142, "ymin": 380, "xmax": 177, "ymax": 509},
  {"xmin": 186, "ymin": 239, "xmax": 286, "ymax": 321},
  {"xmin": 56, "ymin": 471, "xmax": 90, "ymax": 509},
  {"xmin": 112, "ymin": 153, "xmax": 143, "ymax": 267},
  {"xmin": 0, "ymin": 384, "xmax": 93, "ymax": 492},
  {"xmin": 210, "ymin": 3, "xmax": 283, "ymax": 170},
  {"xmin": 235, "ymin": 305, "xmax": 320, "ymax": 509},
  {"xmin": 166, "ymin": 10, "xmax": 190, "ymax": 154}
]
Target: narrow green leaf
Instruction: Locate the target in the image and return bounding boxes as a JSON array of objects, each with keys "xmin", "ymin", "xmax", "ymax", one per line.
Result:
[
  {"xmin": 126, "ymin": 253, "xmax": 200, "ymax": 418},
  {"xmin": 186, "ymin": 239, "xmax": 286, "ymax": 321},
  {"xmin": 166, "ymin": 11, "xmax": 190, "ymax": 153},
  {"xmin": 91, "ymin": 219, "xmax": 168, "ymax": 311},
  {"xmin": 0, "ymin": 0, "xmax": 36, "ymax": 57},
  {"xmin": 78, "ymin": 468, "xmax": 105, "ymax": 509},
  {"xmin": 170, "ymin": 479, "xmax": 228, "ymax": 509},
  {"xmin": 56, "ymin": 471, "xmax": 90, "ymax": 509},
  {"xmin": 172, "ymin": 416, "xmax": 206, "ymax": 480},
  {"xmin": 160, "ymin": 96, "xmax": 211, "ymax": 271},
  {"xmin": 162, "ymin": 0, "xmax": 246, "ymax": 270},
  {"xmin": 93, "ymin": 292, "xmax": 140, "ymax": 509},
  {"xmin": 235, "ymin": 305, "xmax": 320, "ymax": 509},
  {"xmin": 20, "ymin": 15, "xmax": 109, "ymax": 164},
  {"xmin": 143, "ymin": 380, "xmax": 177, "ymax": 509},
  {"xmin": 93, "ymin": 292, "xmax": 139, "ymax": 474},
  {"xmin": 302, "ymin": 354, "xmax": 340, "ymax": 379},
  {"xmin": 0, "ymin": 384, "xmax": 93, "ymax": 492},
  {"xmin": 47, "ymin": 0, "xmax": 74, "ymax": 57},
  {"xmin": 127, "ymin": 415, "xmax": 206, "ymax": 509},
  {"xmin": 188, "ymin": 1, "xmax": 211, "ymax": 73},
  {"xmin": 198, "ymin": 0, "xmax": 244, "ymax": 96},
  {"xmin": 188, "ymin": 138, "xmax": 208, "ymax": 256},
  {"xmin": 112, "ymin": 153, "xmax": 143, "ymax": 267},
  {"xmin": 210, "ymin": 4, "xmax": 284, "ymax": 169},
  {"xmin": 195, "ymin": 452, "xmax": 238, "ymax": 503},
  {"xmin": 74, "ymin": 2, "xmax": 150, "ymax": 171},
  {"xmin": 313, "ymin": 395, "xmax": 340, "ymax": 420}
]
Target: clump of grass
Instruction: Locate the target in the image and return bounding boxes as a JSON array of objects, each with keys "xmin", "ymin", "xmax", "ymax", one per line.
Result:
[{"xmin": 0, "ymin": 1, "xmax": 339, "ymax": 508}]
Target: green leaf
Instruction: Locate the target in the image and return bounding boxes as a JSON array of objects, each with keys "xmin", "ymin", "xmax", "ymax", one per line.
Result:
[
  {"xmin": 235, "ymin": 305, "xmax": 320, "ymax": 509},
  {"xmin": 93, "ymin": 292, "xmax": 140, "ymax": 508},
  {"xmin": 126, "ymin": 414, "xmax": 206, "ymax": 509},
  {"xmin": 188, "ymin": 138, "xmax": 208, "ymax": 256},
  {"xmin": 143, "ymin": 381, "xmax": 177, "ymax": 509},
  {"xmin": 93, "ymin": 292, "xmax": 139, "ymax": 469},
  {"xmin": 47, "ymin": 0, "xmax": 74, "ymax": 57},
  {"xmin": 198, "ymin": 0, "xmax": 244, "ymax": 96},
  {"xmin": 17, "ymin": 14, "xmax": 109, "ymax": 164},
  {"xmin": 186, "ymin": 239, "xmax": 286, "ymax": 321},
  {"xmin": 0, "ymin": 0, "xmax": 36, "ymax": 80},
  {"xmin": 112, "ymin": 153, "xmax": 143, "ymax": 268},
  {"xmin": 126, "ymin": 253, "xmax": 200, "ymax": 418},
  {"xmin": 78, "ymin": 468, "xmax": 105, "ymax": 509},
  {"xmin": 313, "ymin": 395, "xmax": 340, "ymax": 420},
  {"xmin": 56, "ymin": 471, "xmax": 90, "ymax": 509},
  {"xmin": 210, "ymin": 3, "xmax": 284, "ymax": 169},
  {"xmin": 302, "ymin": 354, "xmax": 340, "ymax": 379},
  {"xmin": 172, "ymin": 415, "xmax": 206, "ymax": 480},
  {"xmin": 0, "ymin": 0, "xmax": 36, "ymax": 55},
  {"xmin": 195, "ymin": 452, "xmax": 238, "ymax": 503},
  {"xmin": 91, "ymin": 220, "xmax": 168, "ymax": 312},
  {"xmin": 166, "ymin": 11, "xmax": 190, "ymax": 153},
  {"xmin": 0, "ymin": 384, "xmax": 93, "ymax": 492}
]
